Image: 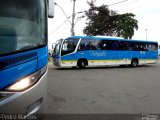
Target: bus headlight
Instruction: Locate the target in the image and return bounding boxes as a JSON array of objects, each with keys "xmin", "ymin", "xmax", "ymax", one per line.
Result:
[{"xmin": 5, "ymin": 66, "xmax": 47, "ymax": 92}]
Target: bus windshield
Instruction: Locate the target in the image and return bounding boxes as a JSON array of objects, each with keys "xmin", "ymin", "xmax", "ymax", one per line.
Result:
[
  {"xmin": 0, "ymin": 0, "xmax": 45, "ymax": 55},
  {"xmin": 54, "ymin": 39, "xmax": 63, "ymax": 55}
]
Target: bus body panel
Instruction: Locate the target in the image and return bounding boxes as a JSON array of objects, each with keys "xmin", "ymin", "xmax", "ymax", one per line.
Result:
[
  {"xmin": 0, "ymin": 46, "xmax": 48, "ymax": 114},
  {"xmin": 0, "ymin": 59, "xmax": 37, "ymax": 90},
  {"xmin": 37, "ymin": 47, "xmax": 48, "ymax": 70},
  {"xmin": 0, "ymin": 47, "xmax": 48, "ymax": 89}
]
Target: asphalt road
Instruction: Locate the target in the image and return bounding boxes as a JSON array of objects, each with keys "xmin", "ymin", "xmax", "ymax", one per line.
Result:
[{"xmin": 47, "ymin": 63, "xmax": 160, "ymax": 114}]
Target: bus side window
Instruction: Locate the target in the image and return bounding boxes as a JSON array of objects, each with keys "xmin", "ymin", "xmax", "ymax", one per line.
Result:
[
  {"xmin": 78, "ymin": 39, "xmax": 90, "ymax": 51},
  {"xmin": 78, "ymin": 39, "xmax": 99, "ymax": 51},
  {"xmin": 136, "ymin": 42, "xmax": 148, "ymax": 51},
  {"xmin": 85, "ymin": 42, "xmax": 90, "ymax": 50},
  {"xmin": 90, "ymin": 40, "xmax": 97, "ymax": 50},
  {"xmin": 111, "ymin": 41, "xmax": 119, "ymax": 50},
  {"xmin": 78, "ymin": 44, "xmax": 83, "ymax": 51},
  {"xmin": 150, "ymin": 43, "xmax": 158, "ymax": 51},
  {"xmin": 146, "ymin": 43, "xmax": 157, "ymax": 51},
  {"xmin": 98, "ymin": 40, "xmax": 106, "ymax": 50},
  {"xmin": 99, "ymin": 40, "xmax": 111, "ymax": 50},
  {"xmin": 95, "ymin": 40, "xmax": 100, "ymax": 50},
  {"xmin": 141, "ymin": 43, "xmax": 148, "ymax": 51},
  {"xmin": 124, "ymin": 42, "xmax": 130, "ymax": 50},
  {"xmin": 131, "ymin": 42, "xmax": 139, "ymax": 51}
]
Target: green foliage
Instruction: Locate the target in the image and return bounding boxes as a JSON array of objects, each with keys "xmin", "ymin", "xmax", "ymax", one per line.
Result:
[{"xmin": 83, "ymin": 1, "xmax": 138, "ymax": 39}]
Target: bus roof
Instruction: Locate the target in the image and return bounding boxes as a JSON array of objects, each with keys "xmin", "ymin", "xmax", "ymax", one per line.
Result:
[{"xmin": 67, "ymin": 36, "xmax": 158, "ymax": 43}]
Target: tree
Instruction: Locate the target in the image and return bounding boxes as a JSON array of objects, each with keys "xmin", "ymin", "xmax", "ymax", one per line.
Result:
[{"xmin": 83, "ymin": 1, "xmax": 138, "ymax": 39}]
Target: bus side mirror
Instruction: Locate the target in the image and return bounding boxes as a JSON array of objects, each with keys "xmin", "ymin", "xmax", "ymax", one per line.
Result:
[{"xmin": 48, "ymin": 0, "xmax": 54, "ymax": 18}]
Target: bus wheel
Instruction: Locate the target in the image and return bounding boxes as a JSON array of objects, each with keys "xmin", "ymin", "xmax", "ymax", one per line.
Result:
[
  {"xmin": 131, "ymin": 59, "xmax": 138, "ymax": 67},
  {"xmin": 78, "ymin": 60, "xmax": 86, "ymax": 69}
]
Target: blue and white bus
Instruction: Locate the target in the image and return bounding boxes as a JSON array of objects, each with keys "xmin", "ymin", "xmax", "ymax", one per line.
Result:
[
  {"xmin": 0, "ymin": 0, "xmax": 54, "ymax": 115},
  {"xmin": 53, "ymin": 36, "xmax": 158, "ymax": 68}
]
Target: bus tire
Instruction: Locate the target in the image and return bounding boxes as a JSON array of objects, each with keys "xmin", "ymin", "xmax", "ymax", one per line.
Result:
[
  {"xmin": 131, "ymin": 58, "xmax": 138, "ymax": 67},
  {"xmin": 77, "ymin": 59, "xmax": 87, "ymax": 69}
]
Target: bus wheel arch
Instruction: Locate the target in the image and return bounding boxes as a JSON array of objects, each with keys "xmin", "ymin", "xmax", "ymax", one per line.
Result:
[
  {"xmin": 77, "ymin": 58, "xmax": 88, "ymax": 69},
  {"xmin": 131, "ymin": 58, "xmax": 139, "ymax": 67}
]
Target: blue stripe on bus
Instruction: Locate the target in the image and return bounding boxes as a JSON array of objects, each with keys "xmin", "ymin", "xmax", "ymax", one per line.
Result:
[{"xmin": 61, "ymin": 50, "xmax": 158, "ymax": 61}]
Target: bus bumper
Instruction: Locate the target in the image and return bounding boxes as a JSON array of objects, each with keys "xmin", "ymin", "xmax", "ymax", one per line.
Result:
[{"xmin": 0, "ymin": 70, "xmax": 47, "ymax": 115}]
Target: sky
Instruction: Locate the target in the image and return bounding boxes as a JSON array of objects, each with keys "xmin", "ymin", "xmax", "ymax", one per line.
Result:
[{"xmin": 48, "ymin": 0, "xmax": 160, "ymax": 49}]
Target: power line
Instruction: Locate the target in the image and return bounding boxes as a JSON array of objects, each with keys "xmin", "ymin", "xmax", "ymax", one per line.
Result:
[
  {"xmin": 54, "ymin": 2, "xmax": 72, "ymax": 25},
  {"xmin": 109, "ymin": 0, "xmax": 129, "ymax": 6},
  {"xmin": 109, "ymin": 0, "xmax": 139, "ymax": 10},
  {"xmin": 49, "ymin": 11, "xmax": 84, "ymax": 35},
  {"xmin": 50, "ymin": 0, "xmax": 138, "ymax": 35},
  {"xmin": 49, "ymin": 20, "xmax": 68, "ymax": 35}
]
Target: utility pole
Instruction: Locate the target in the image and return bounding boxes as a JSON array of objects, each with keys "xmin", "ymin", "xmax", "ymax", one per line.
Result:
[
  {"xmin": 71, "ymin": 0, "xmax": 76, "ymax": 36},
  {"xmin": 55, "ymin": 1, "xmax": 77, "ymax": 36}
]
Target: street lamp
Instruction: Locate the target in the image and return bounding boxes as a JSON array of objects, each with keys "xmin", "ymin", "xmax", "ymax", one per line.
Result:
[
  {"xmin": 54, "ymin": 3, "xmax": 72, "ymax": 26},
  {"xmin": 145, "ymin": 29, "xmax": 148, "ymax": 41},
  {"xmin": 54, "ymin": 1, "xmax": 76, "ymax": 36}
]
